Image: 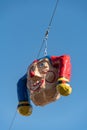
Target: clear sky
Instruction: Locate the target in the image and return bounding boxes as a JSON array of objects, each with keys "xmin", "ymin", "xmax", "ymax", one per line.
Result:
[{"xmin": 0, "ymin": 0, "xmax": 87, "ymax": 130}]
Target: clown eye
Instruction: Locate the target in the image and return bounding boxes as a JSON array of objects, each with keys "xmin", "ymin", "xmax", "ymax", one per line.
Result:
[
  {"xmin": 39, "ymin": 62, "xmax": 46, "ymax": 68},
  {"xmin": 30, "ymin": 66, "xmax": 35, "ymax": 71}
]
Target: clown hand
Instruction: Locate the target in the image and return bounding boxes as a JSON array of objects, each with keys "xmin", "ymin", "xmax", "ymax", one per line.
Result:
[
  {"xmin": 56, "ymin": 78, "xmax": 72, "ymax": 96},
  {"xmin": 17, "ymin": 101, "xmax": 32, "ymax": 116}
]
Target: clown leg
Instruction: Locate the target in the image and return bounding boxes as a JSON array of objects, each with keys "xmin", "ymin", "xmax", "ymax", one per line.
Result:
[{"xmin": 17, "ymin": 74, "xmax": 32, "ymax": 116}]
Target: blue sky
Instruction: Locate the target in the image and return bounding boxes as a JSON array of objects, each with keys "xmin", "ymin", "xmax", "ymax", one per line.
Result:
[{"xmin": 0, "ymin": 0, "xmax": 87, "ymax": 130}]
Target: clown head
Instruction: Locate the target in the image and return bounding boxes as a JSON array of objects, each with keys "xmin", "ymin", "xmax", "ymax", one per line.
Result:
[
  {"xmin": 27, "ymin": 56, "xmax": 59, "ymax": 94},
  {"xmin": 27, "ymin": 55, "xmax": 71, "ymax": 106}
]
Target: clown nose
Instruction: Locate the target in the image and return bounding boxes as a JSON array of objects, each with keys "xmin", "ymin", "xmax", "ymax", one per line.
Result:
[{"xmin": 30, "ymin": 71, "xmax": 35, "ymax": 78}]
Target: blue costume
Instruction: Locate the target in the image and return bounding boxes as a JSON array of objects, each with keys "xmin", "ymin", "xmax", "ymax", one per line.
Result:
[
  {"xmin": 17, "ymin": 74, "xmax": 29, "ymax": 102},
  {"xmin": 17, "ymin": 74, "xmax": 32, "ymax": 116}
]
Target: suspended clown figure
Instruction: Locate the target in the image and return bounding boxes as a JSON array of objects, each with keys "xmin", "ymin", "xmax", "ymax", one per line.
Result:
[{"xmin": 17, "ymin": 55, "xmax": 72, "ymax": 116}]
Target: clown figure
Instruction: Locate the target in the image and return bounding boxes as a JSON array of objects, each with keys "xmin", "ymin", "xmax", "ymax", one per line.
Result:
[{"xmin": 17, "ymin": 55, "xmax": 72, "ymax": 116}]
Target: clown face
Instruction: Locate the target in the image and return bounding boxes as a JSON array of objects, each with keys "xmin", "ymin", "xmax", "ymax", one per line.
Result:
[{"xmin": 27, "ymin": 57, "xmax": 58, "ymax": 94}]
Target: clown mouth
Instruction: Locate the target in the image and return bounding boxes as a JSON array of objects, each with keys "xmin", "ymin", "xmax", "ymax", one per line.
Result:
[{"xmin": 30, "ymin": 80, "xmax": 44, "ymax": 91}]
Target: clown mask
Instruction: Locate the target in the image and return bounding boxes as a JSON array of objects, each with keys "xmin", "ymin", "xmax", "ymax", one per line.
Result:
[{"xmin": 27, "ymin": 57, "xmax": 59, "ymax": 94}]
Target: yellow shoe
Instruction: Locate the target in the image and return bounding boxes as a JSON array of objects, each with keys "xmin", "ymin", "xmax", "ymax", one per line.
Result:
[
  {"xmin": 56, "ymin": 83, "xmax": 72, "ymax": 96},
  {"xmin": 17, "ymin": 101, "xmax": 32, "ymax": 116}
]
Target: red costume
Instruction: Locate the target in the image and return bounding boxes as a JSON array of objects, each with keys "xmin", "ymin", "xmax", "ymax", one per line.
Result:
[{"xmin": 50, "ymin": 55, "xmax": 71, "ymax": 80}]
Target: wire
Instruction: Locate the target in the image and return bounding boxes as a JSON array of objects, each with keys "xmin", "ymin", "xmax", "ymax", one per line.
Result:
[
  {"xmin": 8, "ymin": 110, "xmax": 17, "ymax": 130},
  {"xmin": 49, "ymin": 0, "xmax": 59, "ymax": 27},
  {"xmin": 44, "ymin": 39, "xmax": 47, "ymax": 56},
  {"xmin": 36, "ymin": 0, "xmax": 59, "ymax": 59}
]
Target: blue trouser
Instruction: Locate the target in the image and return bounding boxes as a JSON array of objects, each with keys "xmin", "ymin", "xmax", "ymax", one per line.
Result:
[{"xmin": 17, "ymin": 74, "xmax": 30, "ymax": 103}]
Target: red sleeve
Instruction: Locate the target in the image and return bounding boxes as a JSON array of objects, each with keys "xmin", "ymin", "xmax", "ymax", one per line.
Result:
[{"xmin": 50, "ymin": 55, "xmax": 71, "ymax": 81}]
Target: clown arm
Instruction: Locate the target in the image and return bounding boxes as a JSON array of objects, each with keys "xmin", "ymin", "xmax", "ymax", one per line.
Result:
[
  {"xmin": 17, "ymin": 74, "xmax": 32, "ymax": 116},
  {"xmin": 51, "ymin": 55, "xmax": 71, "ymax": 81},
  {"xmin": 58, "ymin": 55, "xmax": 71, "ymax": 81},
  {"xmin": 51, "ymin": 55, "xmax": 72, "ymax": 96}
]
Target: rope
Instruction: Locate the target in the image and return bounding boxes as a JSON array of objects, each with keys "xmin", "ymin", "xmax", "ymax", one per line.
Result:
[
  {"xmin": 8, "ymin": 110, "xmax": 17, "ymax": 130},
  {"xmin": 44, "ymin": 39, "xmax": 47, "ymax": 56},
  {"xmin": 49, "ymin": 0, "xmax": 59, "ymax": 27},
  {"xmin": 36, "ymin": 0, "xmax": 59, "ymax": 59}
]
